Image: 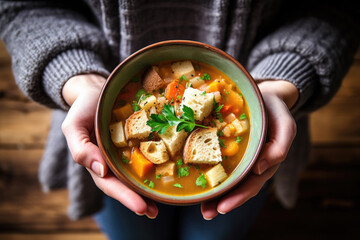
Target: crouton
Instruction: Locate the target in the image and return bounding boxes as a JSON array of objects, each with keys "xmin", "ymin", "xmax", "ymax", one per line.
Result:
[
  {"xmin": 171, "ymin": 60, "xmax": 195, "ymax": 79},
  {"xmin": 155, "ymin": 161, "xmax": 175, "ymax": 177},
  {"xmin": 140, "ymin": 140, "xmax": 169, "ymax": 164},
  {"xmin": 139, "ymin": 95, "xmax": 157, "ymax": 111},
  {"xmin": 142, "ymin": 66, "xmax": 165, "ymax": 93},
  {"xmin": 181, "ymin": 88, "xmax": 213, "ymax": 121},
  {"xmin": 125, "ymin": 109, "xmax": 152, "ymax": 139},
  {"xmin": 205, "ymin": 164, "xmax": 228, "ymax": 187},
  {"xmin": 109, "ymin": 121, "xmax": 127, "ymax": 147},
  {"xmin": 159, "ymin": 125, "xmax": 188, "ymax": 157},
  {"xmin": 183, "ymin": 128, "xmax": 222, "ymax": 165}
]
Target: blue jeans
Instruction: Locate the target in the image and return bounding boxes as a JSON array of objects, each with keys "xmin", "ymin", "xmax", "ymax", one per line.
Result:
[{"xmin": 94, "ymin": 184, "xmax": 268, "ymax": 240}]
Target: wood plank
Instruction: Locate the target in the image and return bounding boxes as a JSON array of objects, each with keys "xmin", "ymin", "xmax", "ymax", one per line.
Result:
[
  {"xmin": 0, "ymin": 149, "xmax": 99, "ymax": 232},
  {"xmin": 0, "ymin": 234, "xmax": 106, "ymax": 240},
  {"xmin": 0, "ymin": 100, "xmax": 51, "ymax": 147},
  {"xmin": 310, "ymin": 61, "xmax": 360, "ymax": 145}
]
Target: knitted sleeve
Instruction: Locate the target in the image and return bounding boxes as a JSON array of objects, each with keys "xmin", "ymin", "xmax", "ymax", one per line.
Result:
[
  {"xmin": 0, "ymin": 2, "xmax": 111, "ymax": 109},
  {"xmin": 247, "ymin": 9, "xmax": 359, "ymax": 114}
]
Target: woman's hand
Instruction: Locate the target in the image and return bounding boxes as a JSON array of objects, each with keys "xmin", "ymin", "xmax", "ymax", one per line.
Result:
[
  {"xmin": 201, "ymin": 80, "xmax": 298, "ymax": 220},
  {"xmin": 61, "ymin": 74, "xmax": 158, "ymax": 219}
]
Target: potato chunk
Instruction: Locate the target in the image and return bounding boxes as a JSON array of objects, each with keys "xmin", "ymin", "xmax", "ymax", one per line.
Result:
[
  {"xmin": 155, "ymin": 161, "xmax": 175, "ymax": 177},
  {"xmin": 171, "ymin": 60, "xmax": 195, "ymax": 79},
  {"xmin": 109, "ymin": 121, "xmax": 127, "ymax": 147}
]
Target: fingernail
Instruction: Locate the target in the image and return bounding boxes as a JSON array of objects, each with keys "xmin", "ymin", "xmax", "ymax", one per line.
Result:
[
  {"xmin": 258, "ymin": 159, "xmax": 269, "ymax": 174},
  {"xmin": 145, "ymin": 213, "xmax": 156, "ymax": 219},
  {"xmin": 217, "ymin": 209, "xmax": 226, "ymax": 215},
  {"xmin": 135, "ymin": 212, "xmax": 144, "ymax": 216},
  {"xmin": 91, "ymin": 161, "xmax": 105, "ymax": 177},
  {"xmin": 203, "ymin": 216, "xmax": 214, "ymax": 221}
]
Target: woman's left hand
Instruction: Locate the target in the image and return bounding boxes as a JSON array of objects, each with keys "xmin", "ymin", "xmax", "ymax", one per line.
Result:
[{"xmin": 201, "ymin": 80, "xmax": 298, "ymax": 220}]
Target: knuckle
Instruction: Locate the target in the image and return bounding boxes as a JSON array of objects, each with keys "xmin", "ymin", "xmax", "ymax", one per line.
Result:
[{"xmin": 72, "ymin": 148, "xmax": 87, "ymax": 166}]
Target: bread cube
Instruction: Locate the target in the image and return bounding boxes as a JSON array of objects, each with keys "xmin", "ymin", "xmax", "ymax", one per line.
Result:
[
  {"xmin": 155, "ymin": 161, "xmax": 175, "ymax": 177},
  {"xmin": 140, "ymin": 140, "xmax": 169, "ymax": 164},
  {"xmin": 183, "ymin": 128, "xmax": 222, "ymax": 165},
  {"xmin": 139, "ymin": 95, "xmax": 157, "ymax": 111},
  {"xmin": 205, "ymin": 164, "xmax": 228, "ymax": 187},
  {"xmin": 159, "ymin": 125, "xmax": 188, "ymax": 157},
  {"xmin": 142, "ymin": 66, "xmax": 165, "ymax": 93},
  {"xmin": 171, "ymin": 60, "xmax": 195, "ymax": 79},
  {"xmin": 181, "ymin": 88, "xmax": 213, "ymax": 121},
  {"xmin": 125, "ymin": 109, "xmax": 152, "ymax": 139},
  {"xmin": 109, "ymin": 121, "xmax": 127, "ymax": 147}
]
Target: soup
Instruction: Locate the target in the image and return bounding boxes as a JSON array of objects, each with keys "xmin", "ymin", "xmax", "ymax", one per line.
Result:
[{"xmin": 109, "ymin": 60, "xmax": 250, "ymax": 196}]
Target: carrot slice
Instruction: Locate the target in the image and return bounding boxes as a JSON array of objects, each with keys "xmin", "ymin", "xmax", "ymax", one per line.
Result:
[
  {"xmin": 131, "ymin": 147, "xmax": 154, "ymax": 178},
  {"xmin": 221, "ymin": 139, "xmax": 240, "ymax": 157},
  {"xmin": 165, "ymin": 80, "xmax": 185, "ymax": 102}
]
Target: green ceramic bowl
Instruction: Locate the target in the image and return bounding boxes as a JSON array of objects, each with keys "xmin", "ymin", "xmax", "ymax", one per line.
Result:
[{"xmin": 95, "ymin": 40, "xmax": 266, "ymax": 205}]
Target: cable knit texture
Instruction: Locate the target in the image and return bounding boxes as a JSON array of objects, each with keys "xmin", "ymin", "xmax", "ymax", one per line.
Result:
[{"xmin": 1, "ymin": 0, "xmax": 359, "ymax": 218}]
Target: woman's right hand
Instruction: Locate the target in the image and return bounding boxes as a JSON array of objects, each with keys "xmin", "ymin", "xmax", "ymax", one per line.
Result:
[{"xmin": 61, "ymin": 73, "xmax": 158, "ymax": 219}]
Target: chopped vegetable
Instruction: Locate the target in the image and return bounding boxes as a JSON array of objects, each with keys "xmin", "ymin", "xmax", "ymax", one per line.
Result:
[
  {"xmin": 112, "ymin": 103, "xmax": 134, "ymax": 121},
  {"xmin": 235, "ymin": 136, "xmax": 243, "ymax": 143},
  {"xmin": 240, "ymin": 113, "xmax": 247, "ymax": 120},
  {"xmin": 218, "ymin": 138, "xmax": 226, "ymax": 148},
  {"xmin": 221, "ymin": 139, "xmax": 240, "ymax": 157},
  {"xmin": 165, "ymin": 80, "xmax": 185, "ymax": 102},
  {"xmin": 147, "ymin": 104, "xmax": 208, "ymax": 134},
  {"xmin": 177, "ymin": 159, "xmax": 183, "ymax": 166},
  {"xmin": 131, "ymin": 147, "xmax": 154, "ymax": 178},
  {"xmin": 148, "ymin": 181, "xmax": 155, "ymax": 188},
  {"xmin": 179, "ymin": 75, "xmax": 188, "ymax": 83},
  {"xmin": 220, "ymin": 104, "xmax": 232, "ymax": 114},
  {"xmin": 156, "ymin": 174, "xmax": 162, "ymax": 179},
  {"xmin": 121, "ymin": 155, "xmax": 130, "ymax": 164},
  {"xmin": 196, "ymin": 174, "xmax": 207, "ymax": 189}
]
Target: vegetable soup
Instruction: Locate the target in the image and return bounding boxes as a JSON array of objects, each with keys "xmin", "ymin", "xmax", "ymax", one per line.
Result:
[{"xmin": 109, "ymin": 60, "xmax": 250, "ymax": 196}]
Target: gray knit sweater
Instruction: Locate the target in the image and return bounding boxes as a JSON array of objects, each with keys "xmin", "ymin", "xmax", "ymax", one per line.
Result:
[{"xmin": 1, "ymin": 0, "xmax": 359, "ymax": 219}]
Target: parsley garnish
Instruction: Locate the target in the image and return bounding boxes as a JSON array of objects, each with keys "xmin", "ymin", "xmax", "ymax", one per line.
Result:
[
  {"xmin": 179, "ymin": 75, "xmax": 188, "ymax": 82},
  {"xmin": 240, "ymin": 113, "xmax": 247, "ymax": 120},
  {"xmin": 201, "ymin": 73, "xmax": 211, "ymax": 80},
  {"xmin": 235, "ymin": 136, "xmax": 243, "ymax": 143},
  {"xmin": 177, "ymin": 159, "xmax": 183, "ymax": 166},
  {"xmin": 196, "ymin": 174, "xmax": 207, "ymax": 188},
  {"xmin": 156, "ymin": 174, "xmax": 162, "ymax": 179},
  {"xmin": 213, "ymin": 98, "xmax": 224, "ymax": 122},
  {"xmin": 121, "ymin": 155, "xmax": 130, "ymax": 164},
  {"xmin": 178, "ymin": 166, "xmax": 190, "ymax": 177},
  {"xmin": 219, "ymin": 138, "xmax": 226, "ymax": 147},
  {"xmin": 147, "ymin": 104, "xmax": 208, "ymax": 134},
  {"xmin": 132, "ymin": 101, "xmax": 140, "ymax": 112},
  {"xmin": 173, "ymin": 183, "xmax": 183, "ymax": 188},
  {"xmin": 195, "ymin": 164, "xmax": 200, "ymax": 171},
  {"xmin": 217, "ymin": 130, "xmax": 223, "ymax": 137},
  {"xmin": 200, "ymin": 91, "xmax": 206, "ymax": 96},
  {"xmin": 148, "ymin": 181, "xmax": 154, "ymax": 188}
]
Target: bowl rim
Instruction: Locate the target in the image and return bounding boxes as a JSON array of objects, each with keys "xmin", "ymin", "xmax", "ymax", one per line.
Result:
[{"xmin": 95, "ymin": 40, "xmax": 267, "ymax": 205}]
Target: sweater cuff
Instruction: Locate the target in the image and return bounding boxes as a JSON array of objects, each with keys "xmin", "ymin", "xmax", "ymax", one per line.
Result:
[
  {"xmin": 42, "ymin": 49, "xmax": 110, "ymax": 110},
  {"xmin": 249, "ymin": 52, "xmax": 316, "ymax": 112}
]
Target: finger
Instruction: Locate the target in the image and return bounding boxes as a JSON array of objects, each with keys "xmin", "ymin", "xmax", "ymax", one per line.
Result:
[
  {"xmin": 253, "ymin": 94, "xmax": 296, "ymax": 175},
  {"xmin": 143, "ymin": 197, "xmax": 159, "ymax": 219},
  {"xmin": 88, "ymin": 170, "xmax": 149, "ymax": 215},
  {"xmin": 201, "ymin": 199, "xmax": 219, "ymax": 220},
  {"xmin": 217, "ymin": 164, "xmax": 279, "ymax": 214},
  {"xmin": 62, "ymin": 94, "xmax": 108, "ymax": 177}
]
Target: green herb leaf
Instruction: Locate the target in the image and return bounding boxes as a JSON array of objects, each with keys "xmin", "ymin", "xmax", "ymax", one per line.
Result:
[
  {"xmin": 176, "ymin": 159, "xmax": 183, "ymax": 166},
  {"xmin": 219, "ymin": 138, "xmax": 226, "ymax": 147},
  {"xmin": 132, "ymin": 101, "xmax": 140, "ymax": 112},
  {"xmin": 217, "ymin": 130, "xmax": 223, "ymax": 137},
  {"xmin": 196, "ymin": 174, "xmax": 207, "ymax": 189},
  {"xmin": 156, "ymin": 174, "xmax": 162, "ymax": 179},
  {"xmin": 178, "ymin": 166, "xmax": 190, "ymax": 177},
  {"xmin": 144, "ymin": 179, "xmax": 149, "ymax": 184},
  {"xmin": 240, "ymin": 113, "xmax": 247, "ymax": 120},
  {"xmin": 195, "ymin": 164, "xmax": 200, "ymax": 171},
  {"xmin": 148, "ymin": 181, "xmax": 155, "ymax": 188},
  {"xmin": 201, "ymin": 73, "xmax": 211, "ymax": 80},
  {"xmin": 235, "ymin": 136, "xmax": 243, "ymax": 143},
  {"xmin": 135, "ymin": 89, "xmax": 146, "ymax": 101},
  {"xmin": 179, "ymin": 75, "xmax": 188, "ymax": 82},
  {"xmin": 200, "ymin": 91, "xmax": 206, "ymax": 96},
  {"xmin": 121, "ymin": 155, "xmax": 130, "ymax": 164},
  {"xmin": 173, "ymin": 183, "xmax": 183, "ymax": 188},
  {"xmin": 146, "ymin": 104, "xmax": 207, "ymax": 134}
]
